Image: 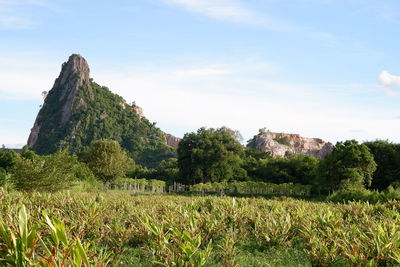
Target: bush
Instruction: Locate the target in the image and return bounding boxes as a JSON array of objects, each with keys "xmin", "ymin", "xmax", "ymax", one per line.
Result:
[
  {"xmin": 10, "ymin": 149, "xmax": 78, "ymax": 192},
  {"xmin": 327, "ymin": 186, "xmax": 400, "ymax": 204},
  {"xmin": 0, "ymin": 168, "xmax": 6, "ymax": 187}
]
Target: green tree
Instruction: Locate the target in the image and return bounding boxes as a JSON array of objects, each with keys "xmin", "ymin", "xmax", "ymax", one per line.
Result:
[
  {"xmin": 364, "ymin": 140, "xmax": 400, "ymax": 190},
  {"xmin": 317, "ymin": 140, "xmax": 377, "ymax": 192},
  {"xmin": 0, "ymin": 148, "xmax": 18, "ymax": 171},
  {"xmin": 11, "ymin": 149, "xmax": 78, "ymax": 192},
  {"xmin": 20, "ymin": 145, "xmax": 38, "ymax": 160},
  {"xmin": 155, "ymin": 158, "xmax": 180, "ymax": 183},
  {"xmin": 177, "ymin": 127, "xmax": 245, "ymax": 184},
  {"xmin": 82, "ymin": 140, "xmax": 131, "ymax": 183}
]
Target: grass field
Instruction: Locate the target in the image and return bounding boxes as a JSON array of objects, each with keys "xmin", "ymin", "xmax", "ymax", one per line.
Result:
[{"xmin": 1, "ymin": 189, "xmax": 400, "ymax": 266}]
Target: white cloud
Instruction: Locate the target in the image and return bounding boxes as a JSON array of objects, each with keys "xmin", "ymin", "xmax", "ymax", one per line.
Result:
[
  {"xmin": 378, "ymin": 70, "xmax": 400, "ymax": 97},
  {"xmin": 0, "ymin": 15, "xmax": 35, "ymax": 29},
  {"xmin": 162, "ymin": 0, "xmax": 258, "ymax": 24},
  {"xmin": 379, "ymin": 70, "xmax": 400, "ymax": 87}
]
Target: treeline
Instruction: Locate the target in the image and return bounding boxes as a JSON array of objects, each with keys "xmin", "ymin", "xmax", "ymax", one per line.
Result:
[
  {"xmin": 1, "ymin": 127, "xmax": 400, "ymax": 199},
  {"xmin": 174, "ymin": 128, "xmax": 400, "ymax": 199}
]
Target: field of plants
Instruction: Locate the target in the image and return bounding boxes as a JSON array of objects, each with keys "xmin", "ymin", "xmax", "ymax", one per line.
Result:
[{"xmin": 1, "ymin": 189, "xmax": 400, "ymax": 266}]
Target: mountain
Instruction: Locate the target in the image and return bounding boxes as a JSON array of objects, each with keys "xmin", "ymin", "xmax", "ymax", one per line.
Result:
[
  {"xmin": 248, "ymin": 131, "xmax": 333, "ymax": 158},
  {"xmin": 27, "ymin": 54, "xmax": 176, "ymax": 167}
]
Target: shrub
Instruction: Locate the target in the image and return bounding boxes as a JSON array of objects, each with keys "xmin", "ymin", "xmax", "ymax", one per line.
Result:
[
  {"xmin": 10, "ymin": 149, "xmax": 78, "ymax": 192},
  {"xmin": 327, "ymin": 186, "xmax": 400, "ymax": 204},
  {"xmin": 0, "ymin": 168, "xmax": 6, "ymax": 187}
]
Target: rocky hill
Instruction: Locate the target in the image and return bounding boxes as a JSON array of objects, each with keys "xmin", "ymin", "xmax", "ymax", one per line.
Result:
[
  {"xmin": 248, "ymin": 131, "xmax": 333, "ymax": 158},
  {"xmin": 28, "ymin": 54, "xmax": 176, "ymax": 167}
]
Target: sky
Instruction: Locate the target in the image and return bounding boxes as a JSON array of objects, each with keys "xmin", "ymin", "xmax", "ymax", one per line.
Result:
[{"xmin": 1, "ymin": 0, "xmax": 400, "ymax": 148}]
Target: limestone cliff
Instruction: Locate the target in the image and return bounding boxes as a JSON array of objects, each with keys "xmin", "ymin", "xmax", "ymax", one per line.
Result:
[{"xmin": 248, "ymin": 131, "xmax": 333, "ymax": 158}]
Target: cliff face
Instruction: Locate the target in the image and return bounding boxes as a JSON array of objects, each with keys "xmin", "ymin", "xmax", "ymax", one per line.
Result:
[
  {"xmin": 248, "ymin": 131, "xmax": 333, "ymax": 158},
  {"xmin": 165, "ymin": 133, "xmax": 181, "ymax": 148},
  {"xmin": 28, "ymin": 54, "xmax": 92, "ymax": 147},
  {"xmin": 27, "ymin": 54, "xmax": 175, "ymax": 167}
]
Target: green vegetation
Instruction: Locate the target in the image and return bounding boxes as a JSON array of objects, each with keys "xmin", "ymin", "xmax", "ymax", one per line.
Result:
[
  {"xmin": 273, "ymin": 133, "xmax": 292, "ymax": 146},
  {"xmin": 2, "ymin": 192, "xmax": 400, "ymax": 266}
]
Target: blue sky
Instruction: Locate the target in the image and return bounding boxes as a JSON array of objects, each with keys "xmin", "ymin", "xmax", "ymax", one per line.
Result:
[{"xmin": 1, "ymin": 0, "xmax": 400, "ymax": 147}]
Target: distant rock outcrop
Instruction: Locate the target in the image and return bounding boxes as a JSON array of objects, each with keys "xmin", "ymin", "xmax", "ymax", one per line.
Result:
[
  {"xmin": 248, "ymin": 131, "xmax": 333, "ymax": 158},
  {"xmin": 133, "ymin": 105, "xmax": 144, "ymax": 119},
  {"xmin": 165, "ymin": 133, "xmax": 181, "ymax": 148}
]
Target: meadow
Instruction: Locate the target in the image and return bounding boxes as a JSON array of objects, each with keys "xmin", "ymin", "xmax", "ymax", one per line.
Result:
[{"xmin": 1, "ymin": 189, "xmax": 400, "ymax": 266}]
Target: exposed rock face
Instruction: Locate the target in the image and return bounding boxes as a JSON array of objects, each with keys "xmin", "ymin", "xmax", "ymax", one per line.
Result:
[
  {"xmin": 249, "ymin": 131, "xmax": 333, "ymax": 158},
  {"xmin": 165, "ymin": 133, "xmax": 181, "ymax": 148},
  {"xmin": 133, "ymin": 105, "xmax": 144, "ymax": 119},
  {"xmin": 28, "ymin": 54, "xmax": 92, "ymax": 147}
]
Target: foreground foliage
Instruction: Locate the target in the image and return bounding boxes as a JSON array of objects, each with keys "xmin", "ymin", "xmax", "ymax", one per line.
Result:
[{"xmin": 1, "ymin": 190, "xmax": 400, "ymax": 266}]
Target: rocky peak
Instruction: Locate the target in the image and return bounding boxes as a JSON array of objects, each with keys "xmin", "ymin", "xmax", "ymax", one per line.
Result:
[
  {"xmin": 249, "ymin": 131, "xmax": 333, "ymax": 158},
  {"xmin": 27, "ymin": 54, "xmax": 93, "ymax": 147}
]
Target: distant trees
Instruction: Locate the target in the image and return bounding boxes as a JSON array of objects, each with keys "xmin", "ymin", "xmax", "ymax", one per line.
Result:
[
  {"xmin": 155, "ymin": 158, "xmax": 180, "ymax": 184},
  {"xmin": 317, "ymin": 140, "xmax": 377, "ymax": 192},
  {"xmin": 81, "ymin": 140, "xmax": 132, "ymax": 183},
  {"xmin": 242, "ymin": 152, "xmax": 319, "ymax": 185},
  {"xmin": 5, "ymin": 128, "xmax": 400, "ymax": 197},
  {"xmin": 178, "ymin": 127, "xmax": 246, "ymax": 184}
]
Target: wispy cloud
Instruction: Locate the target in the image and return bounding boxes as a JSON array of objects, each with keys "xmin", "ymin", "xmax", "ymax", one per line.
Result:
[
  {"xmin": 161, "ymin": 0, "xmax": 306, "ymax": 32},
  {"xmin": 160, "ymin": 0, "xmax": 340, "ymax": 46},
  {"xmin": 162, "ymin": 0, "xmax": 259, "ymax": 24},
  {"xmin": 379, "ymin": 70, "xmax": 400, "ymax": 97},
  {"xmin": 0, "ymin": 0, "xmax": 54, "ymax": 30}
]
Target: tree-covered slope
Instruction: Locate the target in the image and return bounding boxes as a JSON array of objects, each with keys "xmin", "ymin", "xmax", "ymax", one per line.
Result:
[{"xmin": 28, "ymin": 54, "xmax": 174, "ymax": 167}]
